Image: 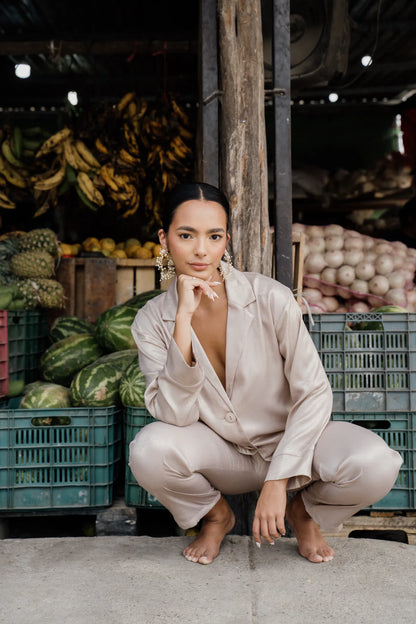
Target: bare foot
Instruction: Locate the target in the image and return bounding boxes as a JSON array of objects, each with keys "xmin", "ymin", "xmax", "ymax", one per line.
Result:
[
  {"xmin": 182, "ymin": 496, "xmax": 235, "ymax": 565},
  {"xmin": 286, "ymin": 492, "xmax": 334, "ymax": 563}
]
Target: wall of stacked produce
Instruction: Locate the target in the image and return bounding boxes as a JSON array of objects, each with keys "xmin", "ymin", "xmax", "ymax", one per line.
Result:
[
  {"xmin": 296, "ymin": 222, "xmax": 416, "ymax": 313},
  {"xmin": 0, "ymin": 92, "xmax": 194, "ymax": 236},
  {"xmin": 3, "ymin": 289, "xmax": 159, "ymax": 407}
]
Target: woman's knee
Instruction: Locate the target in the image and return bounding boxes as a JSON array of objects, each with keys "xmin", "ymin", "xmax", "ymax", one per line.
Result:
[{"xmin": 128, "ymin": 421, "xmax": 176, "ymax": 483}]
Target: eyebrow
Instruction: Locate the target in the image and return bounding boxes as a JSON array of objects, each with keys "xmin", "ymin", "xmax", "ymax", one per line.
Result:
[{"xmin": 175, "ymin": 226, "xmax": 225, "ymax": 233}]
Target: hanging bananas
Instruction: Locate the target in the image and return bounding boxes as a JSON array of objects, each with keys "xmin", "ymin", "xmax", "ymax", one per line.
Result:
[
  {"xmin": 35, "ymin": 127, "xmax": 72, "ymax": 158},
  {"xmin": 77, "ymin": 171, "xmax": 105, "ymax": 207},
  {"xmin": 0, "ymin": 190, "xmax": 16, "ymax": 209}
]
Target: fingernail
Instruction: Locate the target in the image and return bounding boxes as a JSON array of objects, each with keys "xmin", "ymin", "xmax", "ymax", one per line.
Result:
[
  {"xmin": 256, "ymin": 542, "xmax": 261, "ymax": 549},
  {"xmin": 269, "ymin": 541, "xmax": 275, "ymax": 546},
  {"xmin": 211, "ymin": 281, "xmax": 221, "ymax": 285}
]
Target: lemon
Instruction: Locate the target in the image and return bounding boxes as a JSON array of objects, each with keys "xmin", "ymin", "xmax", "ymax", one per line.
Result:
[
  {"xmin": 60, "ymin": 243, "xmax": 73, "ymax": 256},
  {"xmin": 134, "ymin": 247, "xmax": 153, "ymax": 259},
  {"xmin": 143, "ymin": 241, "xmax": 156, "ymax": 251},
  {"xmin": 152, "ymin": 243, "xmax": 162, "ymax": 258},
  {"xmin": 100, "ymin": 237, "xmax": 116, "ymax": 252},
  {"xmin": 115, "ymin": 242, "xmax": 125, "ymax": 250},
  {"xmin": 83, "ymin": 236, "xmax": 100, "ymax": 250},
  {"xmin": 125, "ymin": 237, "xmax": 141, "ymax": 248},
  {"xmin": 110, "ymin": 249, "xmax": 128, "ymax": 258},
  {"xmin": 126, "ymin": 244, "xmax": 142, "ymax": 258},
  {"xmin": 71, "ymin": 243, "xmax": 82, "ymax": 256}
]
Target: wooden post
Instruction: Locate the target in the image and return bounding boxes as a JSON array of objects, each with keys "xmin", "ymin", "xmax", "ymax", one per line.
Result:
[{"xmin": 218, "ymin": 0, "xmax": 271, "ymax": 276}]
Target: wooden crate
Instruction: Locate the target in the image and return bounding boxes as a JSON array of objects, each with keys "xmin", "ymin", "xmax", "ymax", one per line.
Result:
[
  {"xmin": 56, "ymin": 257, "xmax": 157, "ymax": 322},
  {"xmin": 321, "ymin": 513, "xmax": 416, "ymax": 545}
]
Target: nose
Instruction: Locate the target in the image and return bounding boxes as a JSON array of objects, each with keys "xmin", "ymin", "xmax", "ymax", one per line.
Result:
[{"xmin": 194, "ymin": 237, "xmax": 207, "ymax": 256}]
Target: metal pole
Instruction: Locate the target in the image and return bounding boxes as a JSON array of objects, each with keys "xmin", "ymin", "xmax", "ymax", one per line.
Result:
[
  {"xmin": 273, "ymin": 0, "xmax": 293, "ymax": 287},
  {"xmin": 199, "ymin": 0, "xmax": 219, "ymax": 186}
]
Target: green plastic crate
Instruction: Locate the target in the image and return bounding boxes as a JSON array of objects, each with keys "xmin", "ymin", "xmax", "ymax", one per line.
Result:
[
  {"xmin": 304, "ymin": 312, "xmax": 416, "ymax": 412},
  {"xmin": 7, "ymin": 310, "xmax": 49, "ymax": 383},
  {"xmin": 332, "ymin": 411, "xmax": 415, "ymax": 510},
  {"xmin": 0, "ymin": 404, "xmax": 122, "ymax": 512},
  {"xmin": 0, "ymin": 311, "xmax": 8, "ymax": 398},
  {"xmin": 124, "ymin": 406, "xmax": 163, "ymax": 508}
]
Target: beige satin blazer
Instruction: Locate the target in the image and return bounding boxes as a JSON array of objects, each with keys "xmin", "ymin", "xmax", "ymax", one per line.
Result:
[{"xmin": 131, "ymin": 267, "xmax": 333, "ymax": 491}]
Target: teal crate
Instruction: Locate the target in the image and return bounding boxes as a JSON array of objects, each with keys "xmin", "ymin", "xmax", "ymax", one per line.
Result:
[
  {"xmin": 304, "ymin": 312, "xmax": 416, "ymax": 412},
  {"xmin": 7, "ymin": 310, "xmax": 49, "ymax": 383},
  {"xmin": 0, "ymin": 404, "xmax": 122, "ymax": 511},
  {"xmin": 332, "ymin": 411, "xmax": 415, "ymax": 510},
  {"xmin": 0, "ymin": 311, "xmax": 8, "ymax": 398},
  {"xmin": 124, "ymin": 406, "xmax": 163, "ymax": 508}
]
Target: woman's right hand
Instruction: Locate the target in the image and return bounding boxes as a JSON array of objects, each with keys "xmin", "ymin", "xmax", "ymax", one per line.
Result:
[{"xmin": 176, "ymin": 274, "xmax": 220, "ymax": 318}]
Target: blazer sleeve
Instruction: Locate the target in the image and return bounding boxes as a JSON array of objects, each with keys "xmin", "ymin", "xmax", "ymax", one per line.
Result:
[
  {"xmin": 265, "ymin": 292, "xmax": 333, "ymax": 490},
  {"xmin": 131, "ymin": 309, "xmax": 205, "ymax": 426}
]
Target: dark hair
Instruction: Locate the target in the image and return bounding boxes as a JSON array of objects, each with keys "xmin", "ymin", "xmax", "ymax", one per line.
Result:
[{"xmin": 161, "ymin": 182, "xmax": 230, "ymax": 232}]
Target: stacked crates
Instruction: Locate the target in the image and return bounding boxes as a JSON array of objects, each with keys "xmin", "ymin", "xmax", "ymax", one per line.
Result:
[
  {"xmin": 7, "ymin": 309, "xmax": 49, "ymax": 384},
  {"xmin": 304, "ymin": 312, "xmax": 416, "ymax": 510},
  {"xmin": 0, "ymin": 311, "xmax": 8, "ymax": 399}
]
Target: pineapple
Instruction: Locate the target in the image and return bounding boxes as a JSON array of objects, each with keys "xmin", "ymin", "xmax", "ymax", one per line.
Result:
[
  {"xmin": 15, "ymin": 279, "xmax": 40, "ymax": 309},
  {"xmin": 10, "ymin": 251, "xmax": 55, "ymax": 279},
  {"xmin": 35, "ymin": 279, "xmax": 65, "ymax": 308},
  {"xmin": 19, "ymin": 228, "xmax": 59, "ymax": 256}
]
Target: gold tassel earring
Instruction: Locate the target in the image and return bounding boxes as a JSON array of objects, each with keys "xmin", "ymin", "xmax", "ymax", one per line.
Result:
[
  {"xmin": 156, "ymin": 247, "xmax": 176, "ymax": 281},
  {"xmin": 219, "ymin": 249, "xmax": 233, "ymax": 280}
]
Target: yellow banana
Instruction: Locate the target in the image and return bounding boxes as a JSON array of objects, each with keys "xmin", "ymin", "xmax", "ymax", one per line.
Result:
[
  {"xmin": 0, "ymin": 155, "xmax": 27, "ymax": 188},
  {"xmin": 63, "ymin": 139, "xmax": 92, "ymax": 173},
  {"xmin": 33, "ymin": 164, "xmax": 66, "ymax": 191},
  {"xmin": 123, "ymin": 124, "xmax": 140, "ymax": 156},
  {"xmin": 171, "ymin": 98, "xmax": 190, "ymax": 125},
  {"xmin": 36, "ymin": 127, "xmax": 72, "ymax": 158},
  {"xmin": 122, "ymin": 192, "xmax": 140, "ymax": 218},
  {"xmin": 127, "ymin": 100, "xmax": 137, "ymax": 118},
  {"xmin": 1, "ymin": 139, "xmax": 25, "ymax": 168},
  {"xmin": 179, "ymin": 125, "xmax": 194, "ymax": 140},
  {"xmin": 0, "ymin": 190, "xmax": 16, "ymax": 209},
  {"xmin": 95, "ymin": 137, "xmax": 109, "ymax": 155},
  {"xmin": 75, "ymin": 140, "xmax": 100, "ymax": 169},
  {"xmin": 136, "ymin": 98, "xmax": 147, "ymax": 119},
  {"xmin": 117, "ymin": 92, "xmax": 136, "ymax": 114},
  {"xmin": 77, "ymin": 171, "xmax": 105, "ymax": 206},
  {"xmin": 119, "ymin": 148, "xmax": 139, "ymax": 166},
  {"xmin": 100, "ymin": 164, "xmax": 119, "ymax": 192}
]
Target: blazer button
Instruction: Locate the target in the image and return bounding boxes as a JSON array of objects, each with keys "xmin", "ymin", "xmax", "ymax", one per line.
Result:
[{"xmin": 225, "ymin": 412, "xmax": 236, "ymax": 423}]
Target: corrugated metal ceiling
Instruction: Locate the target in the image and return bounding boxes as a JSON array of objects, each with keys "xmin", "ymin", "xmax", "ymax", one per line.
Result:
[{"xmin": 0, "ymin": 0, "xmax": 415, "ymax": 109}]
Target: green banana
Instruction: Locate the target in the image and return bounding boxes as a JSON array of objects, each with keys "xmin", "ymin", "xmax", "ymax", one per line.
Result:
[
  {"xmin": 1, "ymin": 139, "xmax": 25, "ymax": 168},
  {"xmin": 75, "ymin": 183, "xmax": 99, "ymax": 211},
  {"xmin": 65, "ymin": 164, "xmax": 78, "ymax": 185}
]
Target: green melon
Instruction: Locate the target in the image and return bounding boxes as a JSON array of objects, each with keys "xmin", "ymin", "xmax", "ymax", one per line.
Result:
[
  {"xmin": 49, "ymin": 315, "xmax": 95, "ymax": 343},
  {"xmin": 40, "ymin": 333, "xmax": 104, "ymax": 386},
  {"xmin": 70, "ymin": 359, "xmax": 125, "ymax": 407},
  {"xmin": 123, "ymin": 289, "xmax": 162, "ymax": 308},
  {"xmin": 20, "ymin": 382, "xmax": 71, "ymax": 409},
  {"xmin": 95, "ymin": 305, "xmax": 137, "ymax": 352},
  {"xmin": 119, "ymin": 361, "xmax": 146, "ymax": 407},
  {"xmin": 93, "ymin": 349, "xmax": 138, "ymax": 369}
]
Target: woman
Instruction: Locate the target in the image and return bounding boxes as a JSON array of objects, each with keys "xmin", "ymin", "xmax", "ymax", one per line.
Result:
[{"xmin": 129, "ymin": 182, "xmax": 402, "ymax": 565}]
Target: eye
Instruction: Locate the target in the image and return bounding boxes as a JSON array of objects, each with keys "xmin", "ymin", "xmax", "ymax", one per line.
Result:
[
  {"xmin": 211, "ymin": 234, "xmax": 222, "ymax": 241},
  {"xmin": 179, "ymin": 233, "xmax": 192, "ymax": 239}
]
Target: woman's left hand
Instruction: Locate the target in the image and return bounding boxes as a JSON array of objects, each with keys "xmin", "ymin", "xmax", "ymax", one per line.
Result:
[{"xmin": 252, "ymin": 479, "xmax": 288, "ymax": 546}]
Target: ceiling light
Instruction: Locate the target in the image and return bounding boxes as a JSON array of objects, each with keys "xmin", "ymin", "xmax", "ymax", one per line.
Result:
[
  {"xmin": 328, "ymin": 93, "xmax": 339, "ymax": 103},
  {"xmin": 361, "ymin": 55, "xmax": 373, "ymax": 67},
  {"xmin": 67, "ymin": 91, "xmax": 78, "ymax": 105},
  {"xmin": 15, "ymin": 63, "xmax": 31, "ymax": 79}
]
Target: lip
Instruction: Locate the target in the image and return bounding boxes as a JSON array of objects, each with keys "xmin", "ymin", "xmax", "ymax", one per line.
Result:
[{"xmin": 189, "ymin": 263, "xmax": 209, "ymax": 271}]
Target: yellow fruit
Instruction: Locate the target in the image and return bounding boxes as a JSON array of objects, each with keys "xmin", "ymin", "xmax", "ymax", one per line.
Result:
[
  {"xmin": 134, "ymin": 247, "xmax": 153, "ymax": 259},
  {"xmin": 152, "ymin": 244, "xmax": 162, "ymax": 258},
  {"xmin": 126, "ymin": 244, "xmax": 141, "ymax": 258},
  {"xmin": 125, "ymin": 237, "xmax": 141, "ymax": 247},
  {"xmin": 71, "ymin": 243, "xmax": 82, "ymax": 255},
  {"xmin": 89, "ymin": 244, "xmax": 102, "ymax": 252},
  {"xmin": 60, "ymin": 243, "xmax": 73, "ymax": 256},
  {"xmin": 83, "ymin": 236, "xmax": 100, "ymax": 250},
  {"xmin": 115, "ymin": 242, "xmax": 125, "ymax": 250},
  {"xmin": 101, "ymin": 249, "xmax": 112, "ymax": 257},
  {"xmin": 100, "ymin": 237, "xmax": 116, "ymax": 252},
  {"xmin": 110, "ymin": 249, "xmax": 127, "ymax": 258},
  {"xmin": 143, "ymin": 241, "xmax": 156, "ymax": 251}
]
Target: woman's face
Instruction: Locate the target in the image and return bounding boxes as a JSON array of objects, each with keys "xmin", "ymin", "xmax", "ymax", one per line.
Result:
[{"xmin": 159, "ymin": 199, "xmax": 230, "ymax": 280}]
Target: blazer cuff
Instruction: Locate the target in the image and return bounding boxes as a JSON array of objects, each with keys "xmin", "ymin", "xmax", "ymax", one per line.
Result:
[
  {"xmin": 165, "ymin": 337, "xmax": 205, "ymax": 387},
  {"xmin": 265, "ymin": 450, "xmax": 314, "ymax": 491}
]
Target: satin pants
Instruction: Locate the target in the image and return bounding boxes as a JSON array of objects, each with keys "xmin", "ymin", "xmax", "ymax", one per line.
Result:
[{"xmin": 128, "ymin": 420, "xmax": 403, "ymax": 532}]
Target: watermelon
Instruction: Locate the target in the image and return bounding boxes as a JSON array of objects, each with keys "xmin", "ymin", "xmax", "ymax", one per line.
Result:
[
  {"xmin": 20, "ymin": 382, "xmax": 71, "ymax": 409},
  {"xmin": 70, "ymin": 360, "xmax": 125, "ymax": 407},
  {"xmin": 351, "ymin": 305, "xmax": 408, "ymax": 331},
  {"xmin": 119, "ymin": 361, "xmax": 146, "ymax": 407},
  {"xmin": 95, "ymin": 305, "xmax": 137, "ymax": 352},
  {"xmin": 93, "ymin": 349, "xmax": 138, "ymax": 369},
  {"xmin": 40, "ymin": 333, "xmax": 104, "ymax": 386},
  {"xmin": 123, "ymin": 289, "xmax": 162, "ymax": 309},
  {"xmin": 49, "ymin": 315, "xmax": 95, "ymax": 343}
]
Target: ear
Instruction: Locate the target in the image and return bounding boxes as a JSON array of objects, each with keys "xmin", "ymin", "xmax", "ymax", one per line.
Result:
[{"xmin": 158, "ymin": 229, "xmax": 168, "ymax": 251}]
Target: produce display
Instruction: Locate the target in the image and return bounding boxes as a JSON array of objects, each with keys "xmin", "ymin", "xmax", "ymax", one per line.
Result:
[
  {"xmin": 297, "ymin": 222, "xmax": 416, "ymax": 313},
  {"xmin": 14, "ymin": 289, "xmax": 159, "ymax": 408},
  {"xmin": 0, "ymin": 228, "xmax": 64, "ymax": 309},
  {"xmin": 0, "ymin": 92, "xmax": 194, "ymax": 232},
  {"xmin": 59, "ymin": 236, "xmax": 162, "ymax": 260}
]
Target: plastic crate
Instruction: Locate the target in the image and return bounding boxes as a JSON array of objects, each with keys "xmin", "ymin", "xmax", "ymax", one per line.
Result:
[
  {"xmin": 304, "ymin": 312, "xmax": 416, "ymax": 412},
  {"xmin": 124, "ymin": 406, "xmax": 163, "ymax": 508},
  {"xmin": 0, "ymin": 404, "xmax": 122, "ymax": 512},
  {"xmin": 7, "ymin": 310, "xmax": 49, "ymax": 383},
  {"xmin": 332, "ymin": 411, "xmax": 415, "ymax": 510},
  {"xmin": 0, "ymin": 311, "xmax": 8, "ymax": 398}
]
